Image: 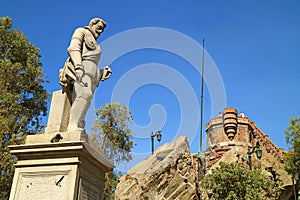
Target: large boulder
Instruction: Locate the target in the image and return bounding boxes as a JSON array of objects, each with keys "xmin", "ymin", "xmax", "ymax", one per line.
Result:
[{"xmin": 115, "ymin": 136, "xmax": 198, "ymax": 200}]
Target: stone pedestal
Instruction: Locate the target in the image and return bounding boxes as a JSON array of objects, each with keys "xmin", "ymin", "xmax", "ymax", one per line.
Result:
[{"xmin": 9, "ymin": 139, "xmax": 114, "ymax": 200}]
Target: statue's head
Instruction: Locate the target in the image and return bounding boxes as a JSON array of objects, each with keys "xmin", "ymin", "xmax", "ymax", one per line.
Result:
[{"xmin": 88, "ymin": 18, "xmax": 106, "ymax": 39}]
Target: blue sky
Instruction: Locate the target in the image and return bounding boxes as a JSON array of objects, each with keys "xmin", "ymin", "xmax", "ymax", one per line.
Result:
[{"xmin": 2, "ymin": 1, "xmax": 300, "ymax": 171}]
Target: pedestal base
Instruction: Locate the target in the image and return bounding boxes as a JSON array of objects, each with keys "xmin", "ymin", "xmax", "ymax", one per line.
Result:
[{"xmin": 9, "ymin": 137, "xmax": 114, "ymax": 200}]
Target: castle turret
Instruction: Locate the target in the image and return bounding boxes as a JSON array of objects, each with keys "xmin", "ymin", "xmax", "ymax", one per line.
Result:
[{"xmin": 222, "ymin": 108, "xmax": 238, "ymax": 140}]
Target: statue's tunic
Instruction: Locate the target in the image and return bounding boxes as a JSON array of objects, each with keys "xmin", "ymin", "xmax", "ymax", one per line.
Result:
[{"xmin": 67, "ymin": 27, "xmax": 102, "ymax": 85}]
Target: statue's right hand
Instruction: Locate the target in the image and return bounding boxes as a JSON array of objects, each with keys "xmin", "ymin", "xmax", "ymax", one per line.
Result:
[{"xmin": 75, "ymin": 66, "xmax": 84, "ymax": 81}]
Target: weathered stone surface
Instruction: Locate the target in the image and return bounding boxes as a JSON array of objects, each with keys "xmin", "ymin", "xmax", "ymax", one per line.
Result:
[
  {"xmin": 44, "ymin": 90, "xmax": 71, "ymax": 134},
  {"xmin": 115, "ymin": 136, "xmax": 198, "ymax": 200},
  {"xmin": 129, "ymin": 136, "xmax": 189, "ymax": 174}
]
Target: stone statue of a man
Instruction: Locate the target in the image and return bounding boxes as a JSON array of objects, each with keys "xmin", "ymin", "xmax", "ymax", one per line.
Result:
[{"xmin": 59, "ymin": 18, "xmax": 112, "ymax": 133}]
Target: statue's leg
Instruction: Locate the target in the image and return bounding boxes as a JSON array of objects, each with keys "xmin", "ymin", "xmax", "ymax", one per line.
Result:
[
  {"xmin": 78, "ymin": 74, "xmax": 99, "ymax": 129},
  {"xmin": 67, "ymin": 75, "xmax": 93, "ymax": 133}
]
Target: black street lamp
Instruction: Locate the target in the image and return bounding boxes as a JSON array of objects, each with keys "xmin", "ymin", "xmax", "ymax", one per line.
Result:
[
  {"xmin": 292, "ymin": 172, "xmax": 299, "ymax": 200},
  {"xmin": 247, "ymin": 141, "xmax": 262, "ymax": 170},
  {"xmin": 151, "ymin": 131, "xmax": 162, "ymax": 154}
]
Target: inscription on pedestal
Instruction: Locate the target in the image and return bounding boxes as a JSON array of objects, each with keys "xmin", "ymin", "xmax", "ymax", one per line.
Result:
[{"xmin": 15, "ymin": 171, "xmax": 70, "ymax": 200}]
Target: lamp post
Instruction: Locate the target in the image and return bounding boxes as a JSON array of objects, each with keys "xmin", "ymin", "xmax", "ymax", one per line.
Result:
[
  {"xmin": 292, "ymin": 172, "xmax": 299, "ymax": 200},
  {"xmin": 151, "ymin": 131, "xmax": 162, "ymax": 154},
  {"xmin": 247, "ymin": 141, "xmax": 262, "ymax": 170}
]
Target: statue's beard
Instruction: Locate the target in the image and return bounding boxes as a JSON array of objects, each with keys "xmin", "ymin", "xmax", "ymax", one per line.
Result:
[
  {"xmin": 94, "ymin": 30, "xmax": 101, "ymax": 38},
  {"xmin": 91, "ymin": 29, "xmax": 100, "ymax": 39},
  {"xmin": 85, "ymin": 26, "xmax": 100, "ymax": 39}
]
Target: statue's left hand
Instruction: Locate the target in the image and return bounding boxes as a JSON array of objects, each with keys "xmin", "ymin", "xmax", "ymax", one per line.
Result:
[{"xmin": 100, "ymin": 66, "xmax": 112, "ymax": 81}]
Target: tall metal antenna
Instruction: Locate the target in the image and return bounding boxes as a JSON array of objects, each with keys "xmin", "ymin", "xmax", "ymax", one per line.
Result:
[
  {"xmin": 196, "ymin": 38, "xmax": 205, "ymax": 199},
  {"xmin": 200, "ymin": 38, "xmax": 205, "ymax": 152}
]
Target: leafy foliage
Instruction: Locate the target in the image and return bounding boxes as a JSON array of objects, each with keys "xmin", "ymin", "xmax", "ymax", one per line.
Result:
[
  {"xmin": 284, "ymin": 117, "xmax": 300, "ymax": 200},
  {"xmin": 91, "ymin": 102, "xmax": 134, "ymax": 165},
  {"xmin": 90, "ymin": 102, "xmax": 134, "ymax": 199},
  {"xmin": 201, "ymin": 162, "xmax": 281, "ymax": 200},
  {"xmin": 0, "ymin": 16, "xmax": 49, "ymax": 199},
  {"xmin": 102, "ymin": 171, "xmax": 123, "ymax": 200},
  {"xmin": 284, "ymin": 116, "xmax": 300, "ymax": 176}
]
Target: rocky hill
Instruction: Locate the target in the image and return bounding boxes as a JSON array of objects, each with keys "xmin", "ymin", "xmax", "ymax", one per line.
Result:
[
  {"xmin": 115, "ymin": 136, "xmax": 198, "ymax": 200},
  {"xmin": 115, "ymin": 108, "xmax": 293, "ymax": 199}
]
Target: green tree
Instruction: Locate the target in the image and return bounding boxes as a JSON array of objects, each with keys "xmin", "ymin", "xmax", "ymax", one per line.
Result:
[
  {"xmin": 91, "ymin": 102, "xmax": 134, "ymax": 165},
  {"xmin": 284, "ymin": 116, "xmax": 300, "ymax": 199},
  {"xmin": 200, "ymin": 162, "xmax": 281, "ymax": 200},
  {"xmin": 90, "ymin": 102, "xmax": 134, "ymax": 199},
  {"xmin": 102, "ymin": 170, "xmax": 123, "ymax": 199},
  {"xmin": 0, "ymin": 16, "xmax": 49, "ymax": 199},
  {"xmin": 284, "ymin": 116, "xmax": 300, "ymax": 175}
]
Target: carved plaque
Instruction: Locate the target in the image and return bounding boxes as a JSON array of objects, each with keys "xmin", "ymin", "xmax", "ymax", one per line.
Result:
[{"xmin": 15, "ymin": 171, "xmax": 70, "ymax": 200}]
